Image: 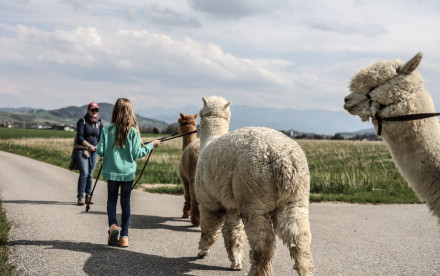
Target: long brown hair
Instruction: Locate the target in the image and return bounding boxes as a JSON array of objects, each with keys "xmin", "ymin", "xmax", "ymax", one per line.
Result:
[{"xmin": 110, "ymin": 98, "xmax": 140, "ymax": 148}]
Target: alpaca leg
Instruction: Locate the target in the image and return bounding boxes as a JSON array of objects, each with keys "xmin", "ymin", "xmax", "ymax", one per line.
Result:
[
  {"xmin": 221, "ymin": 209, "xmax": 246, "ymax": 270},
  {"xmin": 198, "ymin": 206, "xmax": 226, "ymax": 258},
  {"xmin": 274, "ymin": 204, "xmax": 314, "ymax": 276},
  {"xmin": 242, "ymin": 211, "xmax": 276, "ymax": 276},
  {"xmin": 182, "ymin": 179, "xmax": 191, "ymax": 218},
  {"xmin": 189, "ymin": 180, "xmax": 200, "ymax": 226}
]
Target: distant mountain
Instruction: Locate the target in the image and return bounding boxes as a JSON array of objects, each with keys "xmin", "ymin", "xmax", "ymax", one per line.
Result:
[
  {"xmin": 0, "ymin": 103, "xmax": 168, "ymax": 129},
  {"xmin": 48, "ymin": 103, "xmax": 116, "ymax": 125},
  {"xmin": 0, "ymin": 107, "xmax": 35, "ymax": 112},
  {"xmin": 136, "ymin": 105, "xmax": 201, "ymax": 125},
  {"xmin": 339, "ymin": 128, "xmax": 377, "ymax": 139},
  {"xmin": 136, "ymin": 104, "xmax": 373, "ymax": 135}
]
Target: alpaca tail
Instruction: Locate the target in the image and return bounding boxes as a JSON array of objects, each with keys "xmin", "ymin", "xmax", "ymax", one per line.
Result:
[{"xmin": 268, "ymin": 147, "xmax": 310, "ymax": 203}]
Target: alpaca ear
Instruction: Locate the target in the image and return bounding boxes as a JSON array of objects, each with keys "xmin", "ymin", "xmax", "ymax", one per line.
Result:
[
  {"xmin": 398, "ymin": 52, "xmax": 423, "ymax": 75},
  {"xmin": 194, "ymin": 113, "xmax": 198, "ymax": 119},
  {"xmin": 224, "ymin": 101, "xmax": 232, "ymax": 109},
  {"xmin": 202, "ymin": 96, "xmax": 208, "ymax": 106},
  {"xmin": 180, "ymin": 113, "xmax": 185, "ymax": 119}
]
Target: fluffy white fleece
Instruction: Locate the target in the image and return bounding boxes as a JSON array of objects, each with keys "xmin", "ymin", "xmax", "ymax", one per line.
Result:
[{"xmin": 195, "ymin": 96, "xmax": 314, "ymax": 276}]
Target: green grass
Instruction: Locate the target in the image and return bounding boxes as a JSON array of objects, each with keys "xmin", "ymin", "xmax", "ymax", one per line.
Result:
[
  {"xmin": 135, "ymin": 162, "xmax": 182, "ymax": 184},
  {"xmin": 143, "ymin": 185, "xmax": 185, "ymax": 195},
  {"xmin": 298, "ymin": 140, "xmax": 420, "ymax": 204},
  {"xmin": 0, "ymin": 201, "xmax": 17, "ymax": 275},
  {"xmin": 0, "ymin": 128, "xmax": 76, "ymax": 139},
  {"xmin": 0, "ymin": 143, "xmax": 72, "ymax": 168},
  {"xmin": 0, "ymin": 128, "xmax": 421, "ymax": 204}
]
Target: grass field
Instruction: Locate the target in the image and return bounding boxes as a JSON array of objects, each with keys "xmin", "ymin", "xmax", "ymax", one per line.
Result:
[
  {"xmin": 300, "ymin": 140, "xmax": 418, "ymax": 203},
  {"xmin": 0, "ymin": 127, "xmax": 419, "ymax": 203},
  {"xmin": 0, "ymin": 128, "xmax": 76, "ymax": 139}
]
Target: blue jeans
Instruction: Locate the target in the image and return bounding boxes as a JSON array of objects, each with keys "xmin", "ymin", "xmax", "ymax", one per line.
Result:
[
  {"xmin": 107, "ymin": 180, "xmax": 133, "ymax": 237},
  {"xmin": 74, "ymin": 149, "xmax": 98, "ymax": 198}
]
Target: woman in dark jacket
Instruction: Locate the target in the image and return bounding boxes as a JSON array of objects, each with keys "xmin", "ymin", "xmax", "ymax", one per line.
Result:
[{"xmin": 75, "ymin": 102, "xmax": 103, "ymax": 205}]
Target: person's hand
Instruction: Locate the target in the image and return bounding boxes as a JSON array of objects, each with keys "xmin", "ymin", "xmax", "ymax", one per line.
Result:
[
  {"xmin": 99, "ymin": 156, "xmax": 103, "ymax": 162},
  {"xmin": 151, "ymin": 139, "xmax": 161, "ymax": 148},
  {"xmin": 88, "ymin": 145, "xmax": 96, "ymax": 152}
]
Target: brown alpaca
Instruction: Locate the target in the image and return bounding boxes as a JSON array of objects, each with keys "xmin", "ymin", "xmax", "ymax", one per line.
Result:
[{"xmin": 178, "ymin": 113, "xmax": 201, "ymax": 226}]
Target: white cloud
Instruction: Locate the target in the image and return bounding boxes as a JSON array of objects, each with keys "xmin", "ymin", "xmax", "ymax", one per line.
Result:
[
  {"xmin": 0, "ymin": 24, "xmax": 106, "ymax": 66},
  {"xmin": 59, "ymin": 0, "xmax": 90, "ymax": 10},
  {"xmin": 143, "ymin": 4, "xmax": 202, "ymax": 28},
  {"xmin": 188, "ymin": 0, "xmax": 289, "ymax": 19},
  {"xmin": 0, "ymin": 23, "xmax": 306, "ymax": 109},
  {"xmin": 0, "ymin": 24, "xmax": 269, "ymax": 84},
  {"xmin": 306, "ymin": 18, "xmax": 387, "ymax": 37}
]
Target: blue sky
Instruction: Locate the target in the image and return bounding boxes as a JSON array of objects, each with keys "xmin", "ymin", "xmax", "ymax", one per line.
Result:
[{"xmin": 1, "ymin": 0, "xmax": 440, "ymax": 114}]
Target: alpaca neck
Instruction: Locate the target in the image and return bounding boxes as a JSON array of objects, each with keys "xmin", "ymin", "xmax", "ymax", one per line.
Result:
[
  {"xmin": 182, "ymin": 132, "xmax": 197, "ymax": 150},
  {"xmin": 381, "ymin": 118, "xmax": 440, "ymax": 155},
  {"xmin": 381, "ymin": 118, "xmax": 440, "ymax": 210},
  {"xmin": 200, "ymin": 118, "xmax": 229, "ymax": 150}
]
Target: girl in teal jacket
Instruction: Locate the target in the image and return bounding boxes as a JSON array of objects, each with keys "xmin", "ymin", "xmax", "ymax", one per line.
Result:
[{"xmin": 96, "ymin": 98, "xmax": 161, "ymax": 247}]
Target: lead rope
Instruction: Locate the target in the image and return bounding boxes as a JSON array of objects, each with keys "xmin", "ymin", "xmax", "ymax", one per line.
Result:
[
  {"xmin": 130, "ymin": 129, "xmax": 198, "ymax": 191},
  {"xmin": 130, "ymin": 149, "xmax": 153, "ymax": 191},
  {"xmin": 85, "ymin": 130, "xmax": 198, "ymax": 212},
  {"xmin": 375, "ymin": 113, "xmax": 440, "ymax": 136}
]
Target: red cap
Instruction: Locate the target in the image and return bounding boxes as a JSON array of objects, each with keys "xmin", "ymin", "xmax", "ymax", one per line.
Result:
[{"xmin": 88, "ymin": 102, "xmax": 99, "ymax": 110}]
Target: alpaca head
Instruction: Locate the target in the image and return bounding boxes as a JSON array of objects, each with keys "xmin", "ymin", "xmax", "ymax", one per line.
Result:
[
  {"xmin": 344, "ymin": 52, "xmax": 430, "ymax": 122},
  {"xmin": 198, "ymin": 96, "xmax": 232, "ymax": 139},
  {"xmin": 199, "ymin": 96, "xmax": 232, "ymax": 122},
  {"xmin": 178, "ymin": 113, "xmax": 198, "ymax": 134}
]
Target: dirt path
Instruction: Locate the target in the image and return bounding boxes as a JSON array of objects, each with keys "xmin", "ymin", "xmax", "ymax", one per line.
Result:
[{"xmin": 0, "ymin": 150, "xmax": 439, "ymax": 275}]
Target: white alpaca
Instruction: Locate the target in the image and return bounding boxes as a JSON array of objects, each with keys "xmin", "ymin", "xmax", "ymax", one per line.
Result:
[
  {"xmin": 344, "ymin": 52, "xmax": 440, "ymax": 221},
  {"xmin": 195, "ymin": 96, "xmax": 314, "ymax": 276}
]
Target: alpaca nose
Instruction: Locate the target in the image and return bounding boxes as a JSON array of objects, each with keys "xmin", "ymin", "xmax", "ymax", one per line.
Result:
[{"xmin": 344, "ymin": 96, "xmax": 350, "ymax": 103}]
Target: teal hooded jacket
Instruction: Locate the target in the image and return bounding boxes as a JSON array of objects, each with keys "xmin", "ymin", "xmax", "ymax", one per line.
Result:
[{"xmin": 96, "ymin": 124, "xmax": 154, "ymax": 181}]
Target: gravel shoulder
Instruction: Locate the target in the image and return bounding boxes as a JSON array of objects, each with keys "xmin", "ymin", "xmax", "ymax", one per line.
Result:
[{"xmin": 0, "ymin": 150, "xmax": 439, "ymax": 275}]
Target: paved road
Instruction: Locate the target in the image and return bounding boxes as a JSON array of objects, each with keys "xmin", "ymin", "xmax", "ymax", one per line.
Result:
[{"xmin": 0, "ymin": 150, "xmax": 439, "ymax": 276}]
